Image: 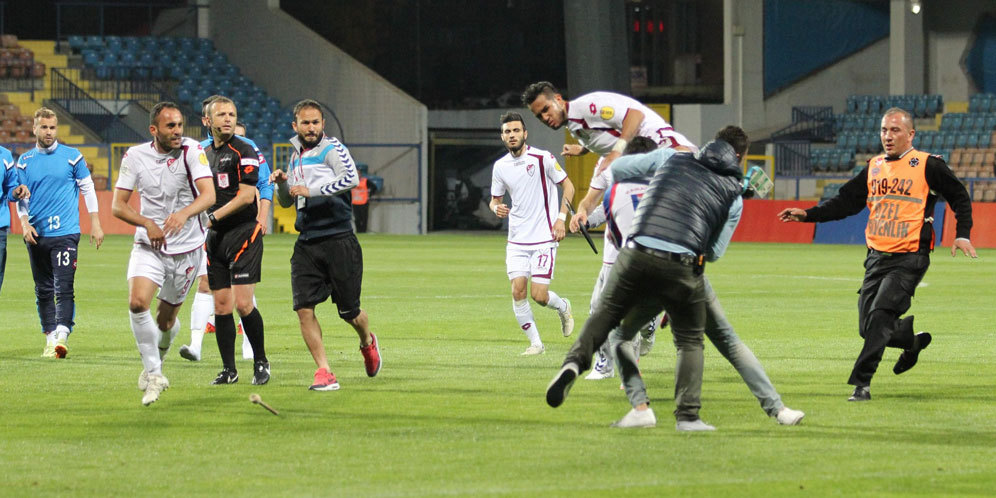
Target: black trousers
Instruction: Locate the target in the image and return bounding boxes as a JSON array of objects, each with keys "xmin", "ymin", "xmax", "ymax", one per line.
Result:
[
  {"xmin": 353, "ymin": 203, "xmax": 369, "ymax": 233},
  {"xmin": 848, "ymin": 250, "xmax": 930, "ymax": 387}
]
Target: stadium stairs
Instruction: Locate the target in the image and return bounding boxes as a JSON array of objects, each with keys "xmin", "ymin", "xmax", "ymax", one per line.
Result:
[{"xmin": 5, "ymin": 40, "xmax": 111, "ymax": 186}]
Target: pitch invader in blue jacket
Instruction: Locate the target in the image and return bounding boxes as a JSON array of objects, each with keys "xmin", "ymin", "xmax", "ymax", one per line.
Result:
[
  {"xmin": 1, "ymin": 144, "xmax": 31, "ymax": 295},
  {"xmin": 16, "ymin": 107, "xmax": 105, "ymax": 359},
  {"xmin": 179, "ymin": 103, "xmax": 273, "ymax": 363}
]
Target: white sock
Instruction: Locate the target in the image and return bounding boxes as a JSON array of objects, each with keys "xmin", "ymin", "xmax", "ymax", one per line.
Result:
[
  {"xmin": 130, "ymin": 310, "xmax": 162, "ymax": 376},
  {"xmin": 513, "ymin": 299, "xmax": 542, "ymax": 347},
  {"xmin": 55, "ymin": 325, "xmax": 70, "ymax": 342},
  {"xmin": 241, "ymin": 323, "xmax": 253, "ymax": 359},
  {"xmin": 46, "ymin": 332, "xmax": 57, "ymax": 345},
  {"xmin": 545, "ymin": 291, "xmax": 567, "ymax": 313},
  {"xmin": 159, "ymin": 319, "xmax": 180, "ymax": 359},
  {"xmin": 188, "ymin": 292, "xmax": 214, "ymax": 353}
]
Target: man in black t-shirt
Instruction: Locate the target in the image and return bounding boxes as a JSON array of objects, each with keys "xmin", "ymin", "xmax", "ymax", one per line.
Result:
[{"xmin": 203, "ymin": 96, "xmax": 269, "ymax": 386}]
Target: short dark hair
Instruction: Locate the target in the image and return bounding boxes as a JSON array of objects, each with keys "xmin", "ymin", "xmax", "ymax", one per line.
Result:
[
  {"xmin": 293, "ymin": 99, "xmax": 323, "ymax": 120},
  {"xmin": 623, "ymin": 136, "xmax": 657, "ymax": 155},
  {"xmin": 521, "ymin": 81, "xmax": 560, "ymax": 107},
  {"xmin": 235, "ymin": 120, "xmax": 247, "ymax": 135},
  {"xmin": 500, "ymin": 111, "xmax": 525, "ymax": 130},
  {"xmin": 150, "ymin": 101, "xmax": 180, "ymax": 127},
  {"xmin": 715, "ymin": 125, "xmax": 749, "ymax": 158}
]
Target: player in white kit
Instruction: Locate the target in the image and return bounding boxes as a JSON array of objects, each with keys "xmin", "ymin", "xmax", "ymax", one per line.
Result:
[
  {"xmin": 111, "ymin": 102, "xmax": 216, "ymax": 406},
  {"xmin": 521, "ymin": 81, "xmax": 696, "ymax": 233},
  {"xmin": 489, "ymin": 112, "xmax": 576, "ymax": 355},
  {"xmin": 581, "ymin": 137, "xmax": 669, "ymax": 380}
]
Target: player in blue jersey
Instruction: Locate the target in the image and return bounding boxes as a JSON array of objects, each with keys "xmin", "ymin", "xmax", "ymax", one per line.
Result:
[
  {"xmin": 179, "ymin": 97, "xmax": 272, "ymax": 363},
  {"xmin": 15, "ymin": 107, "xmax": 105, "ymax": 358},
  {"xmin": 0, "ymin": 144, "xmax": 30, "ymax": 295}
]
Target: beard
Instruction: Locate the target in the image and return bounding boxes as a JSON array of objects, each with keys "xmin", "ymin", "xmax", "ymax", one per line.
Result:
[
  {"xmin": 298, "ymin": 133, "xmax": 321, "ymax": 149},
  {"xmin": 504, "ymin": 141, "xmax": 524, "ymax": 154}
]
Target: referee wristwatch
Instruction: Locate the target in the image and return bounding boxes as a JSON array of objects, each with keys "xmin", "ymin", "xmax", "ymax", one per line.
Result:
[{"xmin": 208, "ymin": 212, "xmax": 218, "ymax": 225}]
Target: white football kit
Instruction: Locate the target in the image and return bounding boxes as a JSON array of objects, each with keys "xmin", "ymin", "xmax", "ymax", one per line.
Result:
[
  {"xmin": 491, "ymin": 145, "xmax": 568, "ymax": 284},
  {"xmin": 116, "ymin": 137, "xmax": 212, "ymax": 303},
  {"xmin": 566, "ymin": 91, "xmax": 697, "ymax": 156}
]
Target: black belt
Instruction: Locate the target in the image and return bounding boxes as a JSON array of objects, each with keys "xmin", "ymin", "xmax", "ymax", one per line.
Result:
[{"xmin": 626, "ymin": 240, "xmax": 704, "ymax": 267}]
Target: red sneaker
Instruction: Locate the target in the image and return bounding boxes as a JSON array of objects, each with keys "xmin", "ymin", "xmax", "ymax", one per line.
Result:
[
  {"xmin": 205, "ymin": 322, "xmax": 216, "ymax": 334},
  {"xmin": 309, "ymin": 368, "xmax": 340, "ymax": 391},
  {"xmin": 360, "ymin": 333, "xmax": 381, "ymax": 377}
]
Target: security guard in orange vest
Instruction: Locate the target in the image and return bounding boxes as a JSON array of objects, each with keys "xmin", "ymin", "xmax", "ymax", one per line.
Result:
[
  {"xmin": 351, "ymin": 166, "xmax": 377, "ymax": 233},
  {"xmin": 778, "ymin": 107, "xmax": 976, "ymax": 402}
]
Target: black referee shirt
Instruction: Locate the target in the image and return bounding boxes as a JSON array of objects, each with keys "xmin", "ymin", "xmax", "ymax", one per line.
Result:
[{"xmin": 206, "ymin": 135, "xmax": 259, "ymax": 232}]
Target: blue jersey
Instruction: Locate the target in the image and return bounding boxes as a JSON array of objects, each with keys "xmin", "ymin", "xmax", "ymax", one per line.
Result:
[
  {"xmin": 16, "ymin": 143, "xmax": 91, "ymax": 237},
  {"xmin": 1, "ymin": 146, "xmax": 16, "ymax": 229},
  {"xmin": 201, "ymin": 135, "xmax": 272, "ymax": 201}
]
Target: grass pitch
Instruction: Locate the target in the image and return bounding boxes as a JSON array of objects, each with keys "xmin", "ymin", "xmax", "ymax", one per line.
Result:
[{"xmin": 1, "ymin": 233, "xmax": 994, "ymax": 496}]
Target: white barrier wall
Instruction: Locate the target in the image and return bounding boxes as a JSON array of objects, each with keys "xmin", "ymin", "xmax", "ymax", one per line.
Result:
[{"xmin": 207, "ymin": 0, "xmax": 428, "ymax": 234}]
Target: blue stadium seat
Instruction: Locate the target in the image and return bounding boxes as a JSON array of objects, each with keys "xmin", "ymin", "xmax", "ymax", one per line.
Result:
[
  {"xmin": 918, "ymin": 131, "xmax": 934, "ymax": 151},
  {"xmin": 84, "ymin": 35, "xmax": 104, "ymax": 50},
  {"xmin": 178, "ymin": 37, "xmax": 195, "ymax": 52},
  {"xmin": 196, "ymin": 38, "xmax": 214, "ymax": 53},
  {"xmin": 856, "ymin": 97, "xmax": 869, "ymax": 114},
  {"xmin": 68, "ymin": 35, "xmax": 85, "ymax": 52},
  {"xmin": 926, "ymin": 95, "xmax": 942, "ymax": 116},
  {"xmin": 222, "ymin": 64, "xmax": 239, "ymax": 78},
  {"xmin": 846, "ymin": 96, "xmax": 859, "ymax": 114},
  {"xmin": 979, "ymin": 132, "xmax": 992, "ymax": 148},
  {"xmin": 942, "ymin": 113, "xmax": 963, "ymax": 131},
  {"xmin": 966, "ymin": 133, "xmax": 980, "ymax": 149},
  {"xmin": 82, "ymin": 49, "xmax": 100, "ymax": 67},
  {"xmin": 963, "ymin": 114, "xmax": 978, "ymax": 131},
  {"xmin": 913, "ymin": 95, "xmax": 928, "ymax": 117},
  {"xmin": 95, "ymin": 61, "xmax": 112, "ymax": 80}
]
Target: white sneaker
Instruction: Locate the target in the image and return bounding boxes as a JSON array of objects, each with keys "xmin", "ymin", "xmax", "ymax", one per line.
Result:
[
  {"xmin": 521, "ymin": 344, "xmax": 545, "ymax": 356},
  {"xmin": 585, "ymin": 351, "xmax": 614, "ymax": 379},
  {"xmin": 611, "ymin": 408, "xmax": 656, "ymax": 428},
  {"xmin": 585, "ymin": 368, "xmax": 615, "ymax": 380},
  {"xmin": 639, "ymin": 330, "xmax": 656, "ymax": 356},
  {"xmin": 558, "ymin": 298, "xmax": 574, "ymax": 337},
  {"xmin": 138, "ymin": 370, "xmax": 149, "ymax": 391},
  {"xmin": 676, "ymin": 419, "xmax": 716, "ymax": 432},
  {"xmin": 775, "ymin": 406, "xmax": 805, "ymax": 426},
  {"xmin": 179, "ymin": 345, "xmax": 201, "ymax": 362},
  {"xmin": 141, "ymin": 374, "xmax": 170, "ymax": 406}
]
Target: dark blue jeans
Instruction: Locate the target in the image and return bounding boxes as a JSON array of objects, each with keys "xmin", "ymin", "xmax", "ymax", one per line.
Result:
[{"xmin": 26, "ymin": 233, "xmax": 80, "ymax": 333}]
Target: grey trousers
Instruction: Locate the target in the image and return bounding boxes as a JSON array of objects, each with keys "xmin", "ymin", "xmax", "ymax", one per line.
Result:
[
  {"xmin": 563, "ymin": 247, "xmax": 708, "ymax": 422},
  {"xmin": 610, "ymin": 276, "xmax": 785, "ymax": 417}
]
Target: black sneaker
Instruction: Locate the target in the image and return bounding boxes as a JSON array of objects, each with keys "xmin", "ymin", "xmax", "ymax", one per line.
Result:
[
  {"xmin": 848, "ymin": 386, "xmax": 871, "ymax": 402},
  {"xmin": 252, "ymin": 361, "xmax": 270, "ymax": 385},
  {"xmin": 893, "ymin": 332, "xmax": 932, "ymax": 375},
  {"xmin": 211, "ymin": 368, "xmax": 239, "ymax": 385},
  {"xmin": 546, "ymin": 362, "xmax": 579, "ymax": 408}
]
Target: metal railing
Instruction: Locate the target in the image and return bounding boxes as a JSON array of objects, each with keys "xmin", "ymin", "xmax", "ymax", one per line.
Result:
[
  {"xmin": 48, "ymin": 68, "xmax": 145, "ymax": 143},
  {"xmin": 774, "ymin": 141, "xmax": 811, "ymax": 177}
]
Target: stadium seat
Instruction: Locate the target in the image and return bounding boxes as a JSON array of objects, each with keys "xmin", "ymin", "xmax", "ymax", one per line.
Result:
[
  {"xmin": 966, "ymin": 133, "xmax": 980, "ymax": 149},
  {"xmin": 68, "ymin": 35, "xmax": 85, "ymax": 52},
  {"xmin": 84, "ymin": 35, "xmax": 103, "ymax": 50},
  {"xmin": 926, "ymin": 95, "xmax": 941, "ymax": 117}
]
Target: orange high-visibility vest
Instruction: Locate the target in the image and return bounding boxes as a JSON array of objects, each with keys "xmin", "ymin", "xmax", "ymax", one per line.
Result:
[
  {"xmin": 351, "ymin": 177, "xmax": 369, "ymax": 205},
  {"xmin": 864, "ymin": 150, "xmax": 932, "ymax": 253}
]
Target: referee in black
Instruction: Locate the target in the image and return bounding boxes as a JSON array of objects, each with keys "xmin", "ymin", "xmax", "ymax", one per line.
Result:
[{"xmin": 203, "ymin": 96, "xmax": 269, "ymax": 386}]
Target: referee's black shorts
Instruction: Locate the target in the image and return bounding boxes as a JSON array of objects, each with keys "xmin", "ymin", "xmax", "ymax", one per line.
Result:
[
  {"xmin": 291, "ymin": 232, "xmax": 363, "ymax": 319},
  {"xmin": 205, "ymin": 221, "xmax": 264, "ymax": 290}
]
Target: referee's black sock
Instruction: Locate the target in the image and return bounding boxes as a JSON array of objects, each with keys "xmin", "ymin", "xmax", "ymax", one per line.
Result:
[
  {"xmin": 241, "ymin": 307, "xmax": 267, "ymax": 363},
  {"xmin": 215, "ymin": 313, "xmax": 238, "ymax": 371}
]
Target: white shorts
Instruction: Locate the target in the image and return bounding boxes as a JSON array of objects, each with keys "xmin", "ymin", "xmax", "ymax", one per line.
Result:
[
  {"xmin": 127, "ymin": 244, "xmax": 203, "ymax": 306},
  {"xmin": 506, "ymin": 243, "xmax": 557, "ymax": 285}
]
